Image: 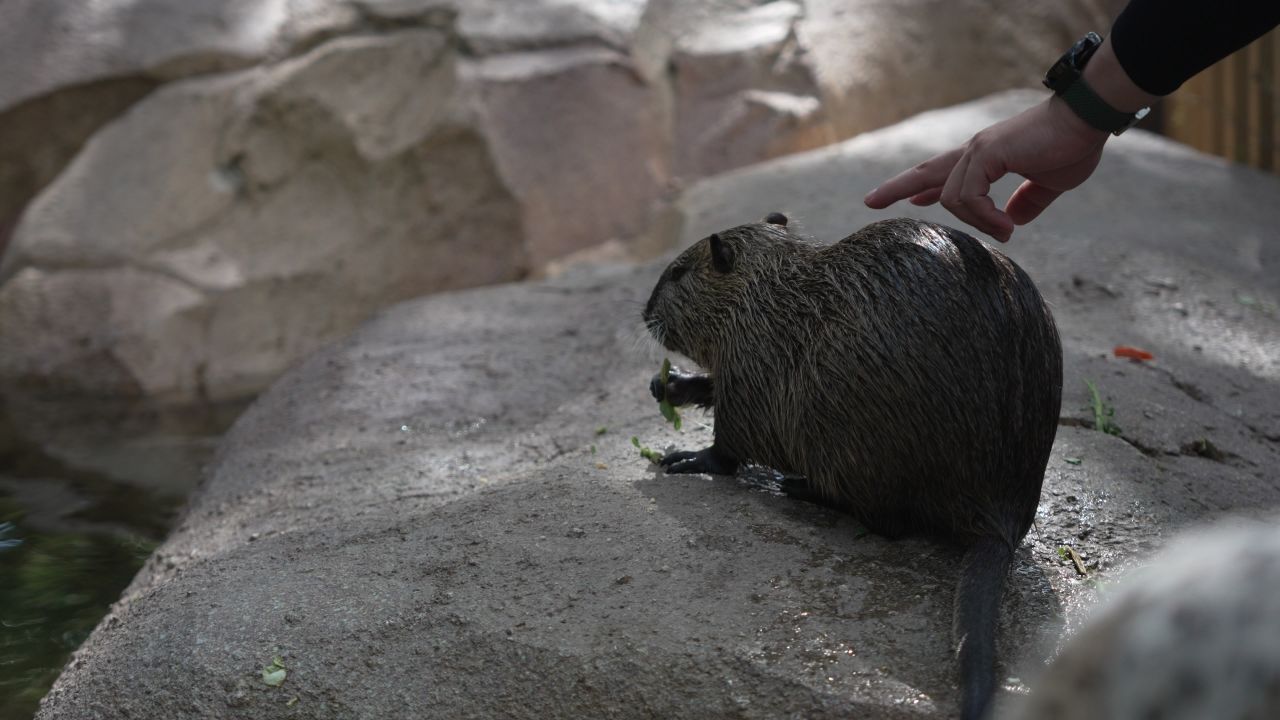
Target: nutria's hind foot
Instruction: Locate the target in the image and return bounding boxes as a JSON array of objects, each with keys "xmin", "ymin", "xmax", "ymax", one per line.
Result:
[
  {"xmin": 659, "ymin": 445, "xmax": 739, "ymax": 475},
  {"xmin": 780, "ymin": 476, "xmax": 840, "ymax": 509},
  {"xmin": 650, "ymin": 367, "xmax": 715, "ymax": 408}
]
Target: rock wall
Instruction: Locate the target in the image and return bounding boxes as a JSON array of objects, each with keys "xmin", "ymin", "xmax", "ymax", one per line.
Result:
[{"xmin": 0, "ymin": 0, "xmax": 1114, "ymax": 402}]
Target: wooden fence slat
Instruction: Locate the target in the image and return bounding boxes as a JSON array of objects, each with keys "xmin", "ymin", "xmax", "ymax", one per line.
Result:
[
  {"xmin": 1245, "ymin": 40, "xmax": 1259, "ymax": 167},
  {"xmin": 1161, "ymin": 27, "xmax": 1279, "ymax": 174},
  {"xmin": 1272, "ymin": 30, "xmax": 1280, "ymax": 171},
  {"xmin": 1260, "ymin": 32, "xmax": 1274, "ymax": 171}
]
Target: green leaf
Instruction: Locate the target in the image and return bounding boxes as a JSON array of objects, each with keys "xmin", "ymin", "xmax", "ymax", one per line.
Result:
[
  {"xmin": 631, "ymin": 436, "xmax": 663, "ymax": 464},
  {"xmin": 262, "ymin": 666, "xmax": 287, "ymax": 687},
  {"xmin": 656, "ymin": 358, "xmax": 682, "ymax": 430},
  {"xmin": 1064, "ymin": 457, "xmax": 1082, "ymax": 465},
  {"xmin": 1084, "ymin": 379, "xmax": 1122, "ymax": 436}
]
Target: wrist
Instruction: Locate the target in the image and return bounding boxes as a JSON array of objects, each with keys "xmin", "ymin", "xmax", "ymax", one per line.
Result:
[
  {"xmin": 1046, "ymin": 95, "xmax": 1110, "ymax": 144},
  {"xmin": 1080, "ymin": 37, "xmax": 1159, "ymax": 114}
]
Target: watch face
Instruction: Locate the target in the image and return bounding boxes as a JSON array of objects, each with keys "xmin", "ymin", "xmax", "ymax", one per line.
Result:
[
  {"xmin": 1070, "ymin": 32, "xmax": 1103, "ymax": 70},
  {"xmin": 1068, "ymin": 36, "xmax": 1091, "ymax": 64},
  {"xmin": 1044, "ymin": 32, "xmax": 1102, "ymax": 92},
  {"xmin": 1044, "ymin": 56, "xmax": 1076, "ymax": 91}
]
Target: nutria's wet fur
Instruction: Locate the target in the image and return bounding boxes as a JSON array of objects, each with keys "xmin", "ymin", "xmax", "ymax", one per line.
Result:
[{"xmin": 643, "ymin": 215, "xmax": 1062, "ymax": 720}]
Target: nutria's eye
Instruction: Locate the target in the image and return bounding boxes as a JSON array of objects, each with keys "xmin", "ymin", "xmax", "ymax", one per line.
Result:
[{"xmin": 670, "ymin": 265, "xmax": 688, "ymax": 282}]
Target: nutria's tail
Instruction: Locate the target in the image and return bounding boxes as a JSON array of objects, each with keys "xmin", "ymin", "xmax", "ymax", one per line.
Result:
[{"xmin": 954, "ymin": 536, "xmax": 1014, "ymax": 720}]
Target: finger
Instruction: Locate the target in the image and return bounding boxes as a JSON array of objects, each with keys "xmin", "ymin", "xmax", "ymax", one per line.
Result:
[
  {"xmin": 939, "ymin": 150, "xmax": 975, "ymax": 226},
  {"xmin": 864, "ymin": 147, "xmax": 964, "ymax": 209},
  {"xmin": 1005, "ymin": 180, "xmax": 1064, "ymax": 226},
  {"xmin": 941, "ymin": 144, "xmax": 1012, "ymax": 242},
  {"xmin": 909, "ymin": 187, "xmax": 943, "ymax": 206},
  {"xmin": 957, "ymin": 147, "xmax": 1014, "ymax": 241}
]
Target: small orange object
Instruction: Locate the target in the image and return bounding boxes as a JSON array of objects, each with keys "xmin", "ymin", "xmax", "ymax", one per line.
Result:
[{"xmin": 1113, "ymin": 345, "xmax": 1154, "ymax": 361}]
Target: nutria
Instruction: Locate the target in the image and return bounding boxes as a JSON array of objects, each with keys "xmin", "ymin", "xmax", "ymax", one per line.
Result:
[{"xmin": 642, "ymin": 213, "xmax": 1062, "ymax": 720}]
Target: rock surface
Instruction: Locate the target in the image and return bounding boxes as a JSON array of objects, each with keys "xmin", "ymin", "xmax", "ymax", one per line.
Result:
[
  {"xmin": 668, "ymin": 1, "xmax": 834, "ymax": 178},
  {"xmin": 0, "ymin": 29, "xmax": 523, "ymax": 401},
  {"xmin": 37, "ymin": 92, "xmax": 1280, "ymax": 718},
  {"xmin": 0, "ymin": 0, "xmax": 1114, "ymax": 402},
  {"xmin": 1003, "ymin": 517, "xmax": 1280, "ymax": 720},
  {"xmin": 795, "ymin": 0, "xmax": 1119, "ymax": 138}
]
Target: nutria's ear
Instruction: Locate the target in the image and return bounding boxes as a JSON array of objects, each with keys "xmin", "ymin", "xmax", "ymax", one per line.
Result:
[
  {"xmin": 709, "ymin": 233, "xmax": 734, "ymax": 273},
  {"xmin": 764, "ymin": 212, "xmax": 787, "ymax": 226}
]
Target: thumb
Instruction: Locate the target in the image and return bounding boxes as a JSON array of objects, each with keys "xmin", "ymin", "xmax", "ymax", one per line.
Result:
[{"xmin": 1005, "ymin": 180, "xmax": 1064, "ymax": 226}]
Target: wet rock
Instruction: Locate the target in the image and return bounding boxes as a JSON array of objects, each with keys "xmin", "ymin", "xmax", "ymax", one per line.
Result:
[{"xmin": 1004, "ymin": 518, "xmax": 1280, "ymax": 720}]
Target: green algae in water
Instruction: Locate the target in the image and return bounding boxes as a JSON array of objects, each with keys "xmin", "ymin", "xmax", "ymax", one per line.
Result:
[
  {"xmin": 0, "ymin": 495, "xmax": 156, "ymax": 720},
  {"xmin": 0, "ymin": 393, "xmax": 240, "ymax": 719}
]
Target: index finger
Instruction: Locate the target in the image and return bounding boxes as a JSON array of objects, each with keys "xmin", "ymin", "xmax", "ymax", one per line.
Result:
[{"xmin": 863, "ymin": 147, "xmax": 964, "ymax": 209}]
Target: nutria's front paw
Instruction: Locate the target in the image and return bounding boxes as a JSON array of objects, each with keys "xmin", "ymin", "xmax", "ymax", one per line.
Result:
[
  {"xmin": 650, "ymin": 367, "xmax": 714, "ymax": 408},
  {"xmin": 649, "ymin": 372, "xmax": 667, "ymax": 402},
  {"xmin": 659, "ymin": 446, "xmax": 738, "ymax": 475}
]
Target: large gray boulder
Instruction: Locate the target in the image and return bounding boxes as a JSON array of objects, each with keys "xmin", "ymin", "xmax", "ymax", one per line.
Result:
[
  {"xmin": 0, "ymin": 1, "xmax": 1116, "ymax": 403},
  {"xmin": 0, "ymin": 29, "xmax": 524, "ymax": 401},
  {"xmin": 668, "ymin": 1, "xmax": 834, "ymax": 178},
  {"xmin": 37, "ymin": 92, "xmax": 1280, "ymax": 718},
  {"xmin": 0, "ymin": 0, "xmax": 364, "ymax": 260}
]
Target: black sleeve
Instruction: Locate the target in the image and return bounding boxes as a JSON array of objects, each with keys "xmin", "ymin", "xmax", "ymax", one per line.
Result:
[{"xmin": 1110, "ymin": 0, "xmax": 1280, "ymax": 96}]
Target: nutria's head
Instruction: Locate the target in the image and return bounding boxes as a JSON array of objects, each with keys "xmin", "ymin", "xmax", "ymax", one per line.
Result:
[{"xmin": 643, "ymin": 212, "xmax": 793, "ymax": 367}]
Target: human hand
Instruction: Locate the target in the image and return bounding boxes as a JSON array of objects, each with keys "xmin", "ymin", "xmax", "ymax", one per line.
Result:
[{"xmin": 863, "ymin": 96, "xmax": 1109, "ymax": 242}]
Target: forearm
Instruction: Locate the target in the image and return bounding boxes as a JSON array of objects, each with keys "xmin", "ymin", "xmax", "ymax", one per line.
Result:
[
  {"xmin": 1110, "ymin": 0, "xmax": 1280, "ymax": 96},
  {"xmin": 1079, "ymin": 37, "xmax": 1158, "ymax": 116}
]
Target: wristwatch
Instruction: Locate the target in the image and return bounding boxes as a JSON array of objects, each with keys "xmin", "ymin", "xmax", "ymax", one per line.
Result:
[{"xmin": 1044, "ymin": 32, "xmax": 1149, "ymax": 136}]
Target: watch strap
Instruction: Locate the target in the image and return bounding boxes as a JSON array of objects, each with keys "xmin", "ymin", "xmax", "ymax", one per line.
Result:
[{"xmin": 1059, "ymin": 79, "xmax": 1139, "ymax": 135}]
